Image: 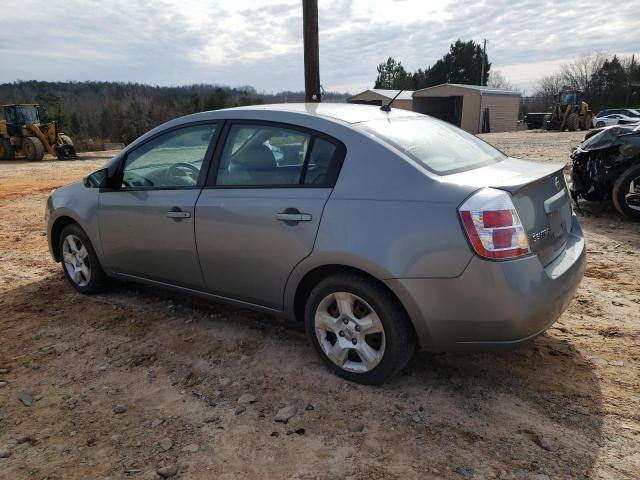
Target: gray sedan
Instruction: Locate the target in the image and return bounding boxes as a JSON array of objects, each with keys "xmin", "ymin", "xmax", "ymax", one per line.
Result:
[{"xmin": 46, "ymin": 103, "xmax": 586, "ymax": 384}]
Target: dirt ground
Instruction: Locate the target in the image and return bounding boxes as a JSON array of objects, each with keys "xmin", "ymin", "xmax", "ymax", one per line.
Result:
[{"xmin": 1, "ymin": 130, "xmax": 639, "ymax": 480}]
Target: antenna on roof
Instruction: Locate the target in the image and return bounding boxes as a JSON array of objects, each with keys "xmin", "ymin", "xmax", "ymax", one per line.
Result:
[{"xmin": 380, "ymin": 89, "xmax": 404, "ymax": 112}]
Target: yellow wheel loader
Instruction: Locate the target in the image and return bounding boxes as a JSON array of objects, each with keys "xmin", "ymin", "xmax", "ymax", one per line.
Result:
[
  {"xmin": 0, "ymin": 104, "xmax": 77, "ymax": 161},
  {"xmin": 541, "ymin": 90, "xmax": 593, "ymax": 132}
]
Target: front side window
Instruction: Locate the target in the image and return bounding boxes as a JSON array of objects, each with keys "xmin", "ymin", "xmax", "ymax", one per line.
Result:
[
  {"xmin": 122, "ymin": 124, "xmax": 217, "ymax": 188},
  {"xmin": 16, "ymin": 106, "xmax": 40, "ymax": 124},
  {"xmin": 360, "ymin": 116, "xmax": 505, "ymax": 175},
  {"xmin": 216, "ymin": 124, "xmax": 311, "ymax": 186}
]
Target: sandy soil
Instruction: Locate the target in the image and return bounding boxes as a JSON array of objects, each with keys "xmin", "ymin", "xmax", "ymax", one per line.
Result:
[{"xmin": 0, "ymin": 133, "xmax": 639, "ymax": 480}]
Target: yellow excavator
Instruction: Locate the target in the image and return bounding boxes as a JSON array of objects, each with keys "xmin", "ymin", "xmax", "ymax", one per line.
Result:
[
  {"xmin": 541, "ymin": 90, "xmax": 593, "ymax": 131},
  {"xmin": 0, "ymin": 104, "xmax": 76, "ymax": 161}
]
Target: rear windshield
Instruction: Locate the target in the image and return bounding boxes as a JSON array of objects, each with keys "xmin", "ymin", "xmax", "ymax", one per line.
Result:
[{"xmin": 359, "ymin": 116, "xmax": 506, "ymax": 175}]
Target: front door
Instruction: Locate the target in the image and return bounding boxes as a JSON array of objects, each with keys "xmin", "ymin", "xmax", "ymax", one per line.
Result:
[
  {"xmin": 195, "ymin": 122, "xmax": 344, "ymax": 309},
  {"xmin": 99, "ymin": 123, "xmax": 218, "ymax": 289}
]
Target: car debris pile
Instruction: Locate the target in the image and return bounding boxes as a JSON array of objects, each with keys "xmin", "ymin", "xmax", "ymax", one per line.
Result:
[{"xmin": 570, "ymin": 124, "xmax": 640, "ymax": 220}]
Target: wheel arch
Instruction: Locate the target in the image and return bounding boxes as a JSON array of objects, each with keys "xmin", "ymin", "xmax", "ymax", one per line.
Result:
[
  {"xmin": 50, "ymin": 215, "xmax": 79, "ymax": 261},
  {"xmin": 288, "ymin": 263, "xmax": 421, "ymax": 347}
]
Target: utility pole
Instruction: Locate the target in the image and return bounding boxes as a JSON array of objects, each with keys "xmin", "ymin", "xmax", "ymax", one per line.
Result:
[
  {"xmin": 626, "ymin": 54, "xmax": 635, "ymax": 107},
  {"xmin": 302, "ymin": 0, "xmax": 321, "ymax": 102},
  {"xmin": 480, "ymin": 38, "xmax": 487, "ymax": 86}
]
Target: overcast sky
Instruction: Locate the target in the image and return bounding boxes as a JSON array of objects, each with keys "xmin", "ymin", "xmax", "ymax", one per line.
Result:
[{"xmin": 1, "ymin": 0, "xmax": 639, "ymax": 94}]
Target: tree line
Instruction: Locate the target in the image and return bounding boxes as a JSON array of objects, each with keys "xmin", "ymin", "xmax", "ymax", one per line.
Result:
[
  {"xmin": 374, "ymin": 40, "xmax": 492, "ymax": 91},
  {"xmin": 526, "ymin": 53, "xmax": 640, "ymax": 114},
  {"xmin": 0, "ymin": 81, "xmax": 350, "ymax": 151},
  {"xmin": 374, "ymin": 40, "xmax": 639, "ymax": 115}
]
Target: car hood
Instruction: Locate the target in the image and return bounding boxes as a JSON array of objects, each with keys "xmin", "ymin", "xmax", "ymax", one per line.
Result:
[{"xmin": 51, "ymin": 180, "xmax": 84, "ymax": 199}]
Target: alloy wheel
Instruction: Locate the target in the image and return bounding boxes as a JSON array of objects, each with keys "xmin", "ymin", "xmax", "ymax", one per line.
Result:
[
  {"xmin": 62, "ymin": 234, "xmax": 91, "ymax": 287},
  {"xmin": 314, "ymin": 291, "xmax": 386, "ymax": 373},
  {"xmin": 625, "ymin": 175, "xmax": 640, "ymax": 212}
]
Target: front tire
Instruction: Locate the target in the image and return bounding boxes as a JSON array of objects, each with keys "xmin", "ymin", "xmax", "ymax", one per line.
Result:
[
  {"xmin": 567, "ymin": 113, "xmax": 579, "ymax": 131},
  {"xmin": 304, "ymin": 273, "xmax": 415, "ymax": 385},
  {"xmin": 22, "ymin": 136, "xmax": 45, "ymax": 161},
  {"xmin": 59, "ymin": 134, "xmax": 74, "ymax": 147},
  {"xmin": 612, "ymin": 164, "xmax": 640, "ymax": 221},
  {"xmin": 58, "ymin": 223, "xmax": 108, "ymax": 294}
]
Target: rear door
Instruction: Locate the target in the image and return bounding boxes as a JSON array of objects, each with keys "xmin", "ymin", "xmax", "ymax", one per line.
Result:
[
  {"xmin": 195, "ymin": 121, "xmax": 345, "ymax": 309},
  {"xmin": 98, "ymin": 123, "xmax": 219, "ymax": 289}
]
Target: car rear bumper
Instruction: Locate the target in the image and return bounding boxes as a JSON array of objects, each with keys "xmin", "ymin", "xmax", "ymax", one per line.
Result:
[{"xmin": 386, "ymin": 215, "xmax": 586, "ymax": 351}]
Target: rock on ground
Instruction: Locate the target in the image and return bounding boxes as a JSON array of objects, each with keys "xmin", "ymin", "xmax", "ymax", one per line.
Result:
[
  {"xmin": 274, "ymin": 405, "xmax": 297, "ymax": 423},
  {"xmin": 157, "ymin": 465, "xmax": 178, "ymax": 478},
  {"xmin": 238, "ymin": 393, "xmax": 256, "ymax": 405}
]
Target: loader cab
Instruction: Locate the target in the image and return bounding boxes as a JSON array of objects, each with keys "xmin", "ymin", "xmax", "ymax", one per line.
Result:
[
  {"xmin": 558, "ymin": 91, "xmax": 583, "ymax": 111},
  {"xmin": 3, "ymin": 104, "xmax": 41, "ymax": 136}
]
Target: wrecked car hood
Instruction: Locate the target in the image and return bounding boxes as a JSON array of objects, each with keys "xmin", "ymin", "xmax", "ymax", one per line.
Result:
[{"xmin": 577, "ymin": 124, "xmax": 640, "ymax": 153}]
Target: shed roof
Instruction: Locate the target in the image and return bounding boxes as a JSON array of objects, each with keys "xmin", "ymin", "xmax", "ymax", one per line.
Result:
[
  {"xmin": 349, "ymin": 89, "xmax": 414, "ymax": 101},
  {"xmin": 413, "ymin": 83, "xmax": 521, "ymax": 97}
]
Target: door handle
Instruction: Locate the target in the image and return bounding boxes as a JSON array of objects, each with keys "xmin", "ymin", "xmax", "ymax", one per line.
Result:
[
  {"xmin": 276, "ymin": 212, "xmax": 312, "ymax": 222},
  {"xmin": 166, "ymin": 209, "xmax": 191, "ymax": 219}
]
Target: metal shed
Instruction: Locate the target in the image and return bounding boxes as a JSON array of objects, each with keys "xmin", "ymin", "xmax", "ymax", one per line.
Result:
[
  {"xmin": 412, "ymin": 83, "xmax": 521, "ymax": 134},
  {"xmin": 347, "ymin": 89, "xmax": 414, "ymax": 111}
]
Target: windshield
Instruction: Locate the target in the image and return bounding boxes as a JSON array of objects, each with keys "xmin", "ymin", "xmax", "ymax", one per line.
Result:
[
  {"xmin": 359, "ymin": 116, "xmax": 506, "ymax": 175},
  {"xmin": 560, "ymin": 92, "xmax": 578, "ymax": 105},
  {"xmin": 16, "ymin": 106, "xmax": 40, "ymax": 124}
]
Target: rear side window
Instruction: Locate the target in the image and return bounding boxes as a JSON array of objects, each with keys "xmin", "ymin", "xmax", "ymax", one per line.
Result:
[
  {"xmin": 214, "ymin": 123, "xmax": 344, "ymax": 187},
  {"xmin": 216, "ymin": 124, "xmax": 311, "ymax": 186},
  {"xmin": 360, "ymin": 116, "xmax": 505, "ymax": 175},
  {"xmin": 304, "ymin": 138, "xmax": 337, "ymax": 185}
]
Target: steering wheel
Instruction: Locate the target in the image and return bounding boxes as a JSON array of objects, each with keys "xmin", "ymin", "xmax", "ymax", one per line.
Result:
[{"xmin": 165, "ymin": 162, "xmax": 200, "ymax": 184}]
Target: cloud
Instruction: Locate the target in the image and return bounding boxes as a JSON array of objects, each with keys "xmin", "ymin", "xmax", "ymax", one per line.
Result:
[{"xmin": 0, "ymin": 0, "xmax": 638, "ymax": 93}]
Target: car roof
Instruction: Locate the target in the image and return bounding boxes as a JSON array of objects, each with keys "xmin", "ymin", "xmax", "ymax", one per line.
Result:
[{"xmin": 217, "ymin": 103, "xmax": 422, "ymax": 124}]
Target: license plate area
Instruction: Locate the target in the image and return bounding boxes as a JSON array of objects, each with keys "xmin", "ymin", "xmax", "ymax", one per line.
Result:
[{"xmin": 547, "ymin": 209, "xmax": 567, "ymax": 239}]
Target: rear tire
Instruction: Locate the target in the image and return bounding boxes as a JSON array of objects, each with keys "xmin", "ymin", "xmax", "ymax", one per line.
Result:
[
  {"xmin": 567, "ymin": 113, "xmax": 579, "ymax": 131},
  {"xmin": 0, "ymin": 138, "xmax": 14, "ymax": 160},
  {"xmin": 612, "ymin": 164, "xmax": 640, "ymax": 222},
  {"xmin": 304, "ymin": 272, "xmax": 415, "ymax": 385},
  {"xmin": 22, "ymin": 136, "xmax": 45, "ymax": 161},
  {"xmin": 58, "ymin": 223, "xmax": 109, "ymax": 294}
]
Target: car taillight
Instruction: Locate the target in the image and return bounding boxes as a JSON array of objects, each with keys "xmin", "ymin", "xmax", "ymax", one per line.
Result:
[{"xmin": 459, "ymin": 188, "xmax": 530, "ymax": 260}]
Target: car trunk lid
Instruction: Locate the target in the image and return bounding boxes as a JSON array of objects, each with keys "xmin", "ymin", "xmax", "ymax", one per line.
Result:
[{"xmin": 445, "ymin": 158, "xmax": 573, "ymax": 266}]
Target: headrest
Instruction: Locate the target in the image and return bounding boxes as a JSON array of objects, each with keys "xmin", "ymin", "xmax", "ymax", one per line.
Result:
[{"xmin": 235, "ymin": 144, "xmax": 276, "ymax": 169}]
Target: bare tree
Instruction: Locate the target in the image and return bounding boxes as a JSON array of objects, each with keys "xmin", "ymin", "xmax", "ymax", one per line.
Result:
[
  {"xmin": 560, "ymin": 53, "xmax": 607, "ymax": 92},
  {"xmin": 487, "ymin": 70, "xmax": 517, "ymax": 90},
  {"xmin": 536, "ymin": 73, "xmax": 565, "ymax": 100},
  {"xmin": 526, "ymin": 73, "xmax": 565, "ymax": 112}
]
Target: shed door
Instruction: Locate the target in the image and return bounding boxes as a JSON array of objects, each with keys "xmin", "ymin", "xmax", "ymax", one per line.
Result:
[{"xmin": 413, "ymin": 96, "xmax": 463, "ymax": 127}]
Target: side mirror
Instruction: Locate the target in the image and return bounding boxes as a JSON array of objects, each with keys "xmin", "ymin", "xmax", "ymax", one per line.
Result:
[{"xmin": 83, "ymin": 167, "xmax": 110, "ymax": 188}]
